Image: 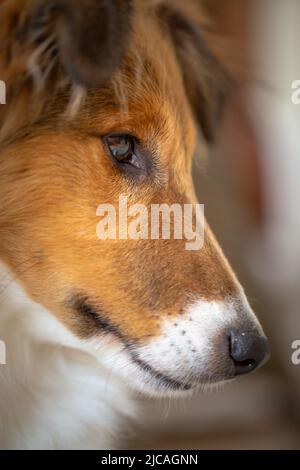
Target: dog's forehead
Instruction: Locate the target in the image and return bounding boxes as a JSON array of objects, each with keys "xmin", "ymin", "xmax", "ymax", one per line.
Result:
[{"xmin": 76, "ymin": 41, "xmax": 197, "ymax": 168}]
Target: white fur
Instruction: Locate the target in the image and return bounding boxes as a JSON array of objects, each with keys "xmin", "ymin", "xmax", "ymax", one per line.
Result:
[
  {"xmin": 0, "ymin": 265, "xmax": 136, "ymax": 450},
  {"xmin": 0, "ymin": 264, "xmax": 262, "ymax": 449},
  {"xmin": 137, "ymin": 301, "xmax": 238, "ymax": 384},
  {"xmin": 133, "ymin": 297, "xmax": 262, "ymax": 392}
]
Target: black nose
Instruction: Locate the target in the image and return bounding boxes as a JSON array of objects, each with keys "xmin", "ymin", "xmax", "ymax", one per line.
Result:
[{"xmin": 229, "ymin": 329, "xmax": 270, "ymax": 376}]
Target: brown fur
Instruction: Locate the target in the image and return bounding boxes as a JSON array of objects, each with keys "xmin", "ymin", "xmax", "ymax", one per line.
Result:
[
  {"xmin": 0, "ymin": 0, "xmax": 132, "ymax": 142},
  {"xmin": 0, "ymin": 0, "xmax": 240, "ymax": 343}
]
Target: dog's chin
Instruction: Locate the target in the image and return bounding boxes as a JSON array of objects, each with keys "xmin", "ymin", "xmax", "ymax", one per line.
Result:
[
  {"xmin": 126, "ymin": 376, "xmax": 193, "ymax": 398},
  {"xmin": 128, "ymin": 375, "xmax": 233, "ymax": 399},
  {"xmin": 124, "ymin": 364, "xmax": 234, "ymax": 399},
  {"xmin": 86, "ymin": 336, "xmax": 234, "ymax": 398}
]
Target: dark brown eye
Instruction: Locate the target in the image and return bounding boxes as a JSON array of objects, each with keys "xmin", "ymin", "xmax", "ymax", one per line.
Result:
[
  {"xmin": 106, "ymin": 135, "xmax": 133, "ymax": 160},
  {"xmin": 104, "ymin": 134, "xmax": 142, "ymax": 169},
  {"xmin": 103, "ymin": 133, "xmax": 150, "ymax": 179}
]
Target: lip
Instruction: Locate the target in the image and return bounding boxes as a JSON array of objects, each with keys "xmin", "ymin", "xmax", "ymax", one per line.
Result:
[{"xmin": 129, "ymin": 351, "xmax": 192, "ymax": 391}]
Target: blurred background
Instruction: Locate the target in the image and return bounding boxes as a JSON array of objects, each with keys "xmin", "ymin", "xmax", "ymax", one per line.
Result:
[{"xmin": 130, "ymin": 0, "xmax": 300, "ymax": 449}]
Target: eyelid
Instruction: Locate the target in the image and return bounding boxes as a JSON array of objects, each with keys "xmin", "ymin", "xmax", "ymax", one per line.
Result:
[{"xmin": 103, "ymin": 132, "xmax": 141, "ymax": 144}]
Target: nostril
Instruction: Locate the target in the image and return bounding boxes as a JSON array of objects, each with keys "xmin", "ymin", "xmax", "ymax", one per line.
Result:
[
  {"xmin": 229, "ymin": 330, "xmax": 269, "ymax": 376},
  {"xmin": 233, "ymin": 357, "xmax": 256, "ymax": 368},
  {"xmin": 230, "ymin": 355, "xmax": 257, "ymax": 375}
]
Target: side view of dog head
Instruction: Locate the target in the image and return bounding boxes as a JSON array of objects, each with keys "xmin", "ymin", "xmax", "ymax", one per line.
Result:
[{"xmin": 0, "ymin": 0, "xmax": 269, "ymax": 395}]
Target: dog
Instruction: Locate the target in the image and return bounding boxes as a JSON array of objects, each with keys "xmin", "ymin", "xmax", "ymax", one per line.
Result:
[{"xmin": 0, "ymin": 0, "xmax": 269, "ymax": 449}]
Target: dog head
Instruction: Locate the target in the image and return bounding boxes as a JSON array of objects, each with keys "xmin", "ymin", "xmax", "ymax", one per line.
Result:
[{"xmin": 0, "ymin": 0, "xmax": 269, "ymax": 395}]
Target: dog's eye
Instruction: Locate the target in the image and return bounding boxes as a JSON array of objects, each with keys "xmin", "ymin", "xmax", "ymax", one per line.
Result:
[
  {"xmin": 104, "ymin": 135, "xmax": 141, "ymax": 169},
  {"xmin": 106, "ymin": 135, "xmax": 133, "ymax": 160},
  {"xmin": 102, "ymin": 133, "xmax": 150, "ymax": 180}
]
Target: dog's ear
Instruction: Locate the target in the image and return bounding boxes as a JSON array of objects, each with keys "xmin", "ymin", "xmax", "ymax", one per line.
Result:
[
  {"xmin": 48, "ymin": 0, "xmax": 132, "ymax": 88},
  {"xmin": 158, "ymin": 1, "xmax": 232, "ymax": 143},
  {"xmin": 0, "ymin": 0, "xmax": 132, "ymax": 88},
  {"xmin": 0, "ymin": 0, "xmax": 132, "ymax": 141}
]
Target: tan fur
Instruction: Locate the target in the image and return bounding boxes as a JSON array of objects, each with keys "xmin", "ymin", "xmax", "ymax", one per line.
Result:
[{"xmin": 0, "ymin": 0, "xmax": 240, "ymax": 343}]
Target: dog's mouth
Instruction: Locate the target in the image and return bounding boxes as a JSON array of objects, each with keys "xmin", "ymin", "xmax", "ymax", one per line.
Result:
[
  {"xmin": 129, "ymin": 351, "xmax": 192, "ymax": 392},
  {"xmin": 70, "ymin": 295, "xmax": 193, "ymax": 392},
  {"xmin": 71, "ymin": 294, "xmax": 257, "ymax": 394}
]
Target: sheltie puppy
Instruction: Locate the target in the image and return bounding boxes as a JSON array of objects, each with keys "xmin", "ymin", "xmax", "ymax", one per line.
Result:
[{"xmin": 0, "ymin": 0, "xmax": 269, "ymax": 449}]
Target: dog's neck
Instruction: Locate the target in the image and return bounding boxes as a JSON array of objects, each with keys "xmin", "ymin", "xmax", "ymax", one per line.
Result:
[{"xmin": 0, "ymin": 263, "xmax": 136, "ymax": 449}]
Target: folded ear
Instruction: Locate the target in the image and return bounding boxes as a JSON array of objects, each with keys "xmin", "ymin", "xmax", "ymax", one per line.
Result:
[
  {"xmin": 158, "ymin": 1, "xmax": 232, "ymax": 143},
  {"xmin": 0, "ymin": 0, "xmax": 132, "ymax": 140},
  {"xmin": 1, "ymin": 0, "xmax": 132, "ymax": 87},
  {"xmin": 50, "ymin": 0, "xmax": 132, "ymax": 88}
]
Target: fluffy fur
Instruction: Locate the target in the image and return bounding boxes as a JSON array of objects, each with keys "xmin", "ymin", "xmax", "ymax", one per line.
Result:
[
  {"xmin": 0, "ymin": 0, "xmax": 268, "ymax": 449},
  {"xmin": 0, "ymin": 263, "xmax": 137, "ymax": 449}
]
